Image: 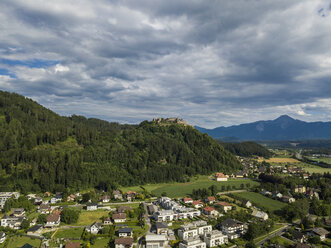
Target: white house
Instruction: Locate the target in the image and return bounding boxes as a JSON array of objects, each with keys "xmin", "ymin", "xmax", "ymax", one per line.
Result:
[
  {"xmin": 215, "ymin": 173, "xmax": 228, "ymax": 181},
  {"xmin": 45, "ymin": 214, "xmax": 60, "ymax": 227},
  {"xmin": 86, "ymin": 203, "xmax": 98, "ymax": 211},
  {"xmin": 112, "ymin": 213, "xmax": 127, "ymax": 223},
  {"xmin": 176, "ymin": 208, "xmax": 201, "ymax": 219},
  {"xmin": 145, "ymin": 234, "xmax": 167, "ymax": 248},
  {"xmin": 203, "ymin": 230, "xmax": 228, "ymax": 247},
  {"xmin": 115, "ymin": 237, "xmax": 133, "ymax": 248},
  {"xmin": 251, "ymin": 210, "xmax": 268, "ymax": 220},
  {"xmin": 215, "ymin": 202, "xmax": 232, "ymax": 213},
  {"xmin": 85, "ymin": 222, "xmax": 102, "ymax": 234},
  {"xmin": 154, "ymin": 210, "xmax": 178, "ymax": 222},
  {"xmin": 218, "ymin": 219, "xmax": 246, "ymax": 240},
  {"xmin": 1, "ymin": 214, "xmax": 25, "ymax": 229},
  {"xmin": 0, "ymin": 232, "xmax": 6, "ymax": 244},
  {"xmin": 178, "ymin": 221, "xmax": 212, "ymax": 240},
  {"xmin": 0, "ymin": 192, "xmax": 20, "ymax": 209},
  {"xmin": 118, "ymin": 228, "xmax": 133, "ymax": 237},
  {"xmin": 179, "ymin": 237, "xmax": 207, "ymax": 248}
]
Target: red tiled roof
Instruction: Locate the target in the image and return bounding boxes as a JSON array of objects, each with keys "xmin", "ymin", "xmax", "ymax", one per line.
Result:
[
  {"xmin": 46, "ymin": 213, "xmax": 60, "ymax": 222},
  {"xmin": 216, "ymin": 201, "xmax": 232, "ymax": 206},
  {"xmin": 216, "ymin": 173, "xmax": 227, "ymax": 178},
  {"xmin": 112, "ymin": 213, "xmax": 126, "ymax": 219},
  {"xmin": 203, "ymin": 206, "xmax": 215, "ymax": 212}
]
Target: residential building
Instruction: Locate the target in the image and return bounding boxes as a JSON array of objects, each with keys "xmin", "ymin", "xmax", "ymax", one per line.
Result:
[
  {"xmin": 192, "ymin": 201, "xmax": 203, "ymax": 209},
  {"xmin": 0, "ymin": 232, "xmax": 6, "ymax": 244},
  {"xmin": 215, "ymin": 173, "xmax": 228, "ymax": 181},
  {"xmin": 1, "ymin": 214, "xmax": 25, "ymax": 229},
  {"xmin": 203, "ymin": 230, "xmax": 228, "ymax": 247},
  {"xmin": 27, "ymin": 224, "xmax": 43, "ymax": 236},
  {"xmin": 179, "ymin": 237, "xmax": 207, "ymax": 248},
  {"xmin": 205, "ymin": 197, "xmax": 215, "ymax": 204},
  {"xmin": 282, "ymin": 196, "xmax": 295, "ymax": 203},
  {"xmin": 115, "ymin": 237, "xmax": 133, "ymax": 248},
  {"xmin": 86, "ymin": 203, "xmax": 98, "ymax": 211},
  {"xmin": 113, "ymin": 213, "xmax": 127, "ymax": 223},
  {"xmin": 50, "ymin": 196, "xmax": 62, "ymax": 204},
  {"xmin": 147, "ymin": 204, "xmax": 158, "ymax": 214},
  {"xmin": 12, "ymin": 208, "xmax": 26, "ymax": 217},
  {"xmin": 218, "ymin": 219, "xmax": 246, "ymax": 239},
  {"xmin": 156, "ymin": 222, "xmax": 168, "ymax": 235},
  {"xmin": 0, "ymin": 192, "xmax": 20, "ymax": 209},
  {"xmin": 126, "ymin": 191, "xmax": 136, "ymax": 201},
  {"xmin": 113, "ymin": 190, "xmax": 123, "ymax": 200},
  {"xmin": 67, "ymin": 194, "xmax": 76, "ymax": 202},
  {"xmin": 273, "ymin": 192, "xmax": 283, "ymax": 199},
  {"xmin": 118, "ymin": 228, "xmax": 133, "ymax": 237},
  {"xmin": 176, "ymin": 207, "xmax": 201, "ymax": 219},
  {"xmin": 294, "ymin": 185, "xmax": 306, "ymax": 194},
  {"xmin": 292, "ymin": 230, "xmax": 306, "ymax": 243},
  {"xmin": 118, "ymin": 206, "xmax": 132, "ymax": 213},
  {"xmin": 202, "ymin": 207, "xmax": 219, "ymax": 216},
  {"xmin": 100, "ymin": 195, "xmax": 111, "ymax": 203},
  {"xmin": 145, "ymin": 234, "xmax": 167, "ymax": 248},
  {"xmin": 154, "ymin": 210, "xmax": 178, "ymax": 222},
  {"xmin": 183, "ymin": 198, "xmax": 193, "ymax": 204},
  {"xmin": 178, "ymin": 221, "xmax": 212, "ymax": 240},
  {"xmin": 45, "ymin": 213, "xmax": 60, "ymax": 227},
  {"xmin": 242, "ymin": 200, "xmax": 252, "ymax": 208},
  {"xmin": 85, "ymin": 222, "xmax": 102, "ymax": 234},
  {"xmin": 215, "ymin": 202, "xmax": 232, "ymax": 212},
  {"xmin": 38, "ymin": 204, "xmax": 51, "ymax": 214},
  {"xmin": 251, "ymin": 210, "xmax": 268, "ymax": 220},
  {"xmin": 104, "ymin": 217, "xmax": 112, "ymax": 225},
  {"xmin": 311, "ymin": 227, "xmax": 329, "ymax": 241}
]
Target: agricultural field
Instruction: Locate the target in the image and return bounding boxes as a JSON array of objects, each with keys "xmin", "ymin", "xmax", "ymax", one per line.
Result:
[
  {"xmin": 53, "ymin": 227, "xmax": 84, "ymax": 239},
  {"xmin": 308, "ymin": 157, "xmax": 331, "ymax": 165},
  {"xmin": 233, "ymin": 192, "xmax": 287, "ymax": 212},
  {"xmin": 258, "ymin": 157, "xmax": 299, "ymax": 163},
  {"xmin": 4, "ymin": 236, "xmax": 41, "ymax": 248},
  {"xmin": 76, "ymin": 210, "xmax": 110, "ymax": 226},
  {"xmin": 295, "ymin": 162, "xmax": 331, "ymax": 174},
  {"xmin": 122, "ymin": 176, "xmax": 259, "ymax": 198}
]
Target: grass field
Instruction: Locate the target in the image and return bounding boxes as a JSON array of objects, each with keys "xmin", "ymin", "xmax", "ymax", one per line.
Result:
[
  {"xmin": 258, "ymin": 157, "xmax": 299, "ymax": 163},
  {"xmin": 91, "ymin": 238, "xmax": 110, "ymax": 248},
  {"xmin": 233, "ymin": 192, "xmax": 287, "ymax": 212},
  {"xmin": 268, "ymin": 235, "xmax": 293, "ymax": 247},
  {"xmin": 76, "ymin": 210, "xmax": 110, "ymax": 226},
  {"xmin": 121, "ymin": 176, "xmax": 259, "ymax": 198},
  {"xmin": 309, "ymin": 157, "xmax": 331, "ymax": 165},
  {"xmin": 54, "ymin": 227, "xmax": 84, "ymax": 239},
  {"xmin": 6, "ymin": 236, "xmax": 41, "ymax": 248}
]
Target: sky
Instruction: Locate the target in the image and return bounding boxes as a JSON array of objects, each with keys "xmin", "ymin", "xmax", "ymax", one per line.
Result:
[{"xmin": 0, "ymin": 0, "xmax": 331, "ymax": 128}]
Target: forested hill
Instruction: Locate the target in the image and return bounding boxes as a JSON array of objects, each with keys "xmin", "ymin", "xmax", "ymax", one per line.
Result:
[
  {"xmin": 219, "ymin": 141, "xmax": 273, "ymax": 158},
  {"xmin": 0, "ymin": 90, "xmax": 241, "ymax": 193}
]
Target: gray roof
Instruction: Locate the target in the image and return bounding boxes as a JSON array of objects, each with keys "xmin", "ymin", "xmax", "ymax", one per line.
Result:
[
  {"xmin": 155, "ymin": 222, "xmax": 168, "ymax": 229},
  {"xmin": 221, "ymin": 218, "xmax": 243, "ymax": 228},
  {"xmin": 119, "ymin": 227, "xmax": 133, "ymax": 233},
  {"xmin": 312, "ymin": 227, "xmax": 329, "ymax": 236},
  {"xmin": 27, "ymin": 224, "xmax": 43, "ymax": 233}
]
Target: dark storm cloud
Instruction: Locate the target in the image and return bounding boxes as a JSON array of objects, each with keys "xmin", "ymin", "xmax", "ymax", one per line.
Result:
[{"xmin": 0, "ymin": 0, "xmax": 330, "ymax": 127}]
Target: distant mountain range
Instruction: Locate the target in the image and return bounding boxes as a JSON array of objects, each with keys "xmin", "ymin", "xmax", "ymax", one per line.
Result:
[{"xmin": 196, "ymin": 115, "xmax": 331, "ymax": 141}]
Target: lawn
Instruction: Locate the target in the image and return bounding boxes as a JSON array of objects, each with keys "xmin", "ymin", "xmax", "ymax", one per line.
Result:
[
  {"xmin": 6, "ymin": 236, "xmax": 41, "ymax": 248},
  {"xmin": 91, "ymin": 238, "xmax": 110, "ymax": 248},
  {"xmin": 295, "ymin": 162, "xmax": 331, "ymax": 174},
  {"xmin": 54, "ymin": 227, "xmax": 84, "ymax": 239},
  {"xmin": 122, "ymin": 176, "xmax": 259, "ymax": 198},
  {"xmin": 258, "ymin": 157, "xmax": 299, "ymax": 163},
  {"xmin": 76, "ymin": 210, "xmax": 110, "ymax": 226},
  {"xmin": 308, "ymin": 157, "xmax": 331, "ymax": 165},
  {"xmin": 233, "ymin": 192, "xmax": 287, "ymax": 212},
  {"xmin": 268, "ymin": 235, "xmax": 293, "ymax": 247}
]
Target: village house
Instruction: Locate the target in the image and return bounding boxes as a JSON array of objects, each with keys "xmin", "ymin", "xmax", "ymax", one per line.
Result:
[
  {"xmin": 217, "ymin": 219, "xmax": 246, "ymax": 240},
  {"xmin": 145, "ymin": 234, "xmax": 167, "ymax": 248},
  {"xmin": 203, "ymin": 230, "xmax": 228, "ymax": 247},
  {"xmin": 251, "ymin": 210, "xmax": 268, "ymax": 220},
  {"xmin": 12, "ymin": 208, "xmax": 26, "ymax": 217},
  {"xmin": 34, "ymin": 197, "xmax": 43, "ymax": 205},
  {"xmin": 183, "ymin": 197, "xmax": 193, "ymax": 204},
  {"xmin": 103, "ymin": 217, "xmax": 112, "ymax": 225},
  {"xmin": 202, "ymin": 207, "xmax": 219, "ymax": 216},
  {"xmin": 45, "ymin": 213, "xmax": 60, "ymax": 228},
  {"xmin": 154, "ymin": 210, "xmax": 178, "ymax": 222},
  {"xmin": 242, "ymin": 200, "xmax": 252, "ymax": 208},
  {"xmin": 215, "ymin": 173, "xmax": 228, "ymax": 181},
  {"xmin": 310, "ymin": 227, "xmax": 329, "ymax": 241},
  {"xmin": 85, "ymin": 222, "xmax": 102, "ymax": 234},
  {"xmin": 86, "ymin": 203, "xmax": 98, "ymax": 211},
  {"xmin": 113, "ymin": 190, "xmax": 123, "ymax": 200},
  {"xmin": 179, "ymin": 237, "xmax": 207, "ymax": 248},
  {"xmin": 273, "ymin": 192, "xmax": 283, "ymax": 199},
  {"xmin": 112, "ymin": 213, "xmax": 127, "ymax": 223},
  {"xmin": 205, "ymin": 197, "xmax": 215, "ymax": 204},
  {"xmin": 155, "ymin": 222, "xmax": 168, "ymax": 235},
  {"xmin": 50, "ymin": 194, "xmax": 62, "ymax": 204},
  {"xmin": 1, "ymin": 214, "xmax": 25, "ymax": 229},
  {"xmin": 118, "ymin": 227, "xmax": 133, "ymax": 237},
  {"xmin": 294, "ymin": 185, "xmax": 306, "ymax": 194},
  {"xmin": 27, "ymin": 224, "xmax": 43, "ymax": 236},
  {"xmin": 0, "ymin": 192, "xmax": 20, "ymax": 210},
  {"xmin": 100, "ymin": 195, "xmax": 111, "ymax": 203},
  {"xmin": 115, "ymin": 237, "xmax": 133, "ymax": 248},
  {"xmin": 282, "ymin": 196, "xmax": 296, "ymax": 203},
  {"xmin": 0, "ymin": 232, "xmax": 6, "ymax": 244},
  {"xmin": 67, "ymin": 194, "xmax": 76, "ymax": 202},
  {"xmin": 192, "ymin": 200, "xmax": 204, "ymax": 209},
  {"xmin": 117, "ymin": 206, "xmax": 132, "ymax": 213},
  {"xmin": 215, "ymin": 202, "xmax": 232, "ymax": 212},
  {"xmin": 38, "ymin": 203, "xmax": 51, "ymax": 214},
  {"xmin": 306, "ymin": 189, "xmax": 319, "ymax": 200},
  {"xmin": 292, "ymin": 230, "xmax": 306, "ymax": 243},
  {"xmin": 126, "ymin": 191, "xmax": 136, "ymax": 201}
]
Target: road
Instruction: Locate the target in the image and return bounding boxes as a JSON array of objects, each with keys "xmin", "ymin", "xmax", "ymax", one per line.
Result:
[
  {"xmin": 217, "ymin": 189, "xmax": 247, "ymax": 195},
  {"xmin": 255, "ymin": 224, "xmax": 289, "ymax": 246}
]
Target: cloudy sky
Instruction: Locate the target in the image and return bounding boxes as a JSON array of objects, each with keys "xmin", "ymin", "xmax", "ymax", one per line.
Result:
[{"xmin": 1, "ymin": 0, "xmax": 331, "ymax": 128}]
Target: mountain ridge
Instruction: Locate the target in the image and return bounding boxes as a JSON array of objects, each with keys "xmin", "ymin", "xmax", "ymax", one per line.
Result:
[{"xmin": 196, "ymin": 115, "xmax": 331, "ymax": 141}]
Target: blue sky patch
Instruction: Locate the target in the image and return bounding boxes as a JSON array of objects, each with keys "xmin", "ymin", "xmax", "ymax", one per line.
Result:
[
  {"xmin": 0, "ymin": 58, "xmax": 58, "ymax": 68},
  {"xmin": 0, "ymin": 68, "xmax": 16, "ymax": 78}
]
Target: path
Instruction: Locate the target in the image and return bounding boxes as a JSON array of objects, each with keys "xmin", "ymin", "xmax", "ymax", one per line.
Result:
[
  {"xmin": 217, "ymin": 189, "xmax": 247, "ymax": 195},
  {"xmin": 255, "ymin": 224, "xmax": 289, "ymax": 246}
]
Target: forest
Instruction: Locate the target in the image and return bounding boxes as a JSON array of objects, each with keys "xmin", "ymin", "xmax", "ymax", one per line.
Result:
[
  {"xmin": 219, "ymin": 141, "xmax": 273, "ymax": 158},
  {"xmin": 0, "ymin": 90, "xmax": 241, "ymax": 193}
]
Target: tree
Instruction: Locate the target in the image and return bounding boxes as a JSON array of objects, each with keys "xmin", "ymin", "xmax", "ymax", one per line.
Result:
[
  {"xmin": 245, "ymin": 241, "xmax": 257, "ymax": 248},
  {"xmin": 21, "ymin": 219, "xmax": 30, "ymax": 229},
  {"xmin": 60, "ymin": 208, "xmax": 80, "ymax": 224},
  {"xmin": 37, "ymin": 214, "xmax": 47, "ymax": 224}
]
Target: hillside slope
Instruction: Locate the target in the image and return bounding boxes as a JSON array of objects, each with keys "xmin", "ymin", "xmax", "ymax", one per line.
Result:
[
  {"xmin": 196, "ymin": 115, "xmax": 331, "ymax": 141},
  {"xmin": 0, "ymin": 90, "xmax": 241, "ymax": 192}
]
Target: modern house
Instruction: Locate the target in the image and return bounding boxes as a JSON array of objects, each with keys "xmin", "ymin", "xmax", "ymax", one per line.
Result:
[
  {"xmin": 27, "ymin": 224, "xmax": 43, "ymax": 236},
  {"xmin": 115, "ymin": 237, "xmax": 133, "ymax": 248},
  {"xmin": 218, "ymin": 219, "xmax": 246, "ymax": 240},
  {"xmin": 145, "ymin": 234, "xmax": 167, "ymax": 248},
  {"xmin": 203, "ymin": 230, "xmax": 228, "ymax": 247},
  {"xmin": 153, "ymin": 210, "xmax": 178, "ymax": 222},
  {"xmin": 1, "ymin": 214, "xmax": 25, "ymax": 229},
  {"xmin": 12, "ymin": 208, "xmax": 26, "ymax": 217},
  {"xmin": 118, "ymin": 228, "xmax": 133, "ymax": 237},
  {"xmin": 156, "ymin": 222, "xmax": 168, "ymax": 235},
  {"xmin": 0, "ymin": 192, "xmax": 20, "ymax": 209},
  {"xmin": 178, "ymin": 221, "xmax": 212, "ymax": 240},
  {"xmin": 179, "ymin": 237, "xmax": 207, "ymax": 248}
]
